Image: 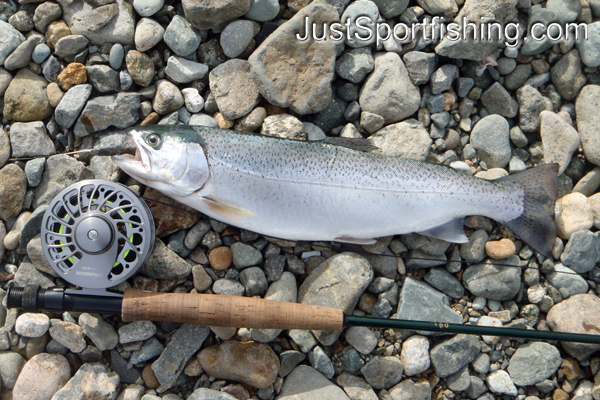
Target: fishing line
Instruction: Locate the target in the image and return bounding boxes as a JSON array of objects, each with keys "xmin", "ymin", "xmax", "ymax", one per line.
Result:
[{"xmin": 142, "ymin": 197, "xmax": 595, "ymax": 279}]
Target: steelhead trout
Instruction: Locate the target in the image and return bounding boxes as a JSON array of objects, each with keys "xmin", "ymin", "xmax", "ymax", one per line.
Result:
[{"xmin": 112, "ymin": 125, "xmax": 559, "ymax": 256}]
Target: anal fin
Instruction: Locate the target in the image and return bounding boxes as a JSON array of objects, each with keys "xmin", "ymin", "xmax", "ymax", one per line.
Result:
[
  {"xmin": 202, "ymin": 196, "xmax": 254, "ymax": 219},
  {"xmin": 416, "ymin": 219, "xmax": 468, "ymax": 243},
  {"xmin": 334, "ymin": 236, "xmax": 378, "ymax": 245}
]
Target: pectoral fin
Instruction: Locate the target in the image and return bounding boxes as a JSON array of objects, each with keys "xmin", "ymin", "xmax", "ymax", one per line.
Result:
[
  {"xmin": 334, "ymin": 236, "xmax": 378, "ymax": 245},
  {"xmin": 201, "ymin": 196, "xmax": 254, "ymax": 219},
  {"xmin": 417, "ymin": 219, "xmax": 468, "ymax": 243}
]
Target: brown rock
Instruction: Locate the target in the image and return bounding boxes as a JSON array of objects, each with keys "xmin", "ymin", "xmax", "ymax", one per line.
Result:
[
  {"xmin": 221, "ymin": 384, "xmax": 250, "ymax": 400},
  {"xmin": 0, "ymin": 164, "xmax": 27, "ymax": 221},
  {"xmin": 561, "ymin": 357, "xmax": 581, "ymax": 382},
  {"xmin": 57, "ymin": 63, "xmax": 87, "ymax": 91},
  {"xmin": 46, "ymin": 82, "xmax": 64, "ymax": 108},
  {"xmin": 553, "ymin": 388, "xmax": 569, "ymax": 400},
  {"xmin": 3, "ymin": 68, "xmax": 53, "ymax": 122},
  {"xmin": 143, "ymin": 187, "xmax": 200, "ymax": 236},
  {"xmin": 215, "ymin": 112, "xmax": 234, "ymax": 129},
  {"xmin": 358, "ymin": 293, "xmax": 377, "ymax": 314},
  {"xmin": 485, "ymin": 238, "xmax": 516, "ymax": 260},
  {"xmin": 143, "ymin": 363, "xmax": 159, "ymax": 388},
  {"xmin": 45, "ymin": 20, "xmax": 70, "ymax": 50},
  {"xmin": 208, "ymin": 246, "xmax": 233, "ymax": 270},
  {"xmin": 126, "ymin": 50, "xmax": 155, "ymax": 87},
  {"xmin": 12, "ymin": 353, "xmax": 70, "ymax": 400},
  {"xmin": 198, "ymin": 340, "xmax": 280, "ymax": 388},
  {"xmin": 140, "ymin": 112, "xmax": 159, "ymax": 126},
  {"xmin": 547, "ymin": 294, "xmax": 600, "ymax": 360}
]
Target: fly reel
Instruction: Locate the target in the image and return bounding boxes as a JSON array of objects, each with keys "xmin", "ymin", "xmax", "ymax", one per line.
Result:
[{"xmin": 40, "ymin": 180, "xmax": 155, "ymax": 290}]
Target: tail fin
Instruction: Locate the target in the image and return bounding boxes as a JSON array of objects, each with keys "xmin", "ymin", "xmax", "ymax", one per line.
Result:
[{"xmin": 497, "ymin": 163, "xmax": 559, "ymax": 257}]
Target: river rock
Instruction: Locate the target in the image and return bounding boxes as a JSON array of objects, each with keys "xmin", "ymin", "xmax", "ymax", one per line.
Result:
[
  {"xmin": 75, "ymin": 92, "xmax": 141, "ymax": 135},
  {"xmin": 125, "ymin": 50, "xmax": 155, "ymax": 87},
  {"xmin": 470, "ymin": 115, "xmax": 511, "ymax": 168},
  {"xmin": 487, "ymin": 370, "xmax": 517, "ymax": 396},
  {"xmin": 360, "ymin": 356, "xmax": 403, "ymax": 389},
  {"xmin": 546, "ymin": 263, "xmax": 589, "ymax": 299},
  {"xmin": 430, "ymin": 334, "xmax": 481, "ymax": 377},
  {"xmin": 547, "ymin": 294, "xmax": 600, "ymax": 359},
  {"xmin": 463, "ymin": 256, "xmax": 522, "ymax": 300},
  {"xmin": 163, "ymin": 15, "xmax": 202, "ymax": 57},
  {"xmin": 540, "ymin": 110, "xmax": 580, "ymax": 175},
  {"xmin": 576, "ymin": 85, "xmax": 600, "ymax": 167},
  {"xmin": 507, "ymin": 342, "xmax": 562, "ymax": 386},
  {"xmin": 15, "ymin": 313, "xmax": 50, "ymax": 337},
  {"xmin": 278, "ymin": 365, "xmax": 350, "ymax": 400},
  {"xmin": 551, "ymin": 49, "xmax": 586, "ymax": 101},
  {"xmin": 0, "ymin": 20, "xmax": 25, "ymax": 66},
  {"xmin": 165, "ymin": 56, "xmax": 208, "ymax": 84},
  {"xmin": 0, "ymin": 164, "xmax": 27, "ymax": 221},
  {"xmin": 401, "ymin": 335, "xmax": 430, "ymax": 376},
  {"xmin": 140, "ymin": 238, "xmax": 192, "ymax": 280},
  {"xmin": 298, "ymin": 252, "xmax": 373, "ymax": 345},
  {"xmin": 182, "ymin": 0, "xmax": 253, "ymax": 30},
  {"xmin": 555, "ymin": 193, "xmax": 593, "ymax": 239},
  {"xmin": 79, "ymin": 313, "xmax": 119, "ymax": 351},
  {"xmin": 0, "ymin": 352, "xmax": 26, "ymax": 389},
  {"xmin": 369, "ymin": 119, "xmax": 431, "ymax": 161},
  {"xmin": 389, "ymin": 379, "xmax": 432, "ymax": 400},
  {"xmin": 220, "ymin": 20, "xmax": 254, "ymax": 58},
  {"xmin": 12, "ymin": 353, "xmax": 70, "ymax": 400},
  {"xmin": 9, "ymin": 121, "xmax": 55, "ymax": 157},
  {"xmin": 49, "ymin": 319, "xmax": 86, "ymax": 353},
  {"xmin": 209, "ymin": 59, "xmax": 260, "ymax": 120},
  {"xmin": 248, "ymin": 1, "xmax": 337, "ymax": 115},
  {"xmin": 518, "ymin": 84, "xmax": 547, "ymax": 133},
  {"xmin": 198, "ymin": 340, "xmax": 279, "ymax": 388},
  {"xmin": 134, "ymin": 18, "xmax": 163, "ymax": 52},
  {"xmin": 3, "ymin": 68, "xmax": 52, "ymax": 122},
  {"xmin": 51, "ymin": 363, "xmax": 120, "ymax": 400},
  {"xmin": 55, "ymin": 83, "xmax": 92, "ymax": 128}
]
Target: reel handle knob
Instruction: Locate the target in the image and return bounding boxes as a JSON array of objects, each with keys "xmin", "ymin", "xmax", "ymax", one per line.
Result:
[{"xmin": 122, "ymin": 288, "xmax": 345, "ymax": 331}]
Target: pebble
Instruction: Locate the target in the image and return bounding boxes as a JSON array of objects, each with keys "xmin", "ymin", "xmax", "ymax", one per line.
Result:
[
  {"xmin": 487, "ymin": 370, "xmax": 518, "ymax": 396},
  {"xmin": 181, "ymin": 88, "xmax": 204, "ymax": 113},
  {"xmin": 199, "ymin": 340, "xmax": 279, "ymax": 389},
  {"xmin": 463, "ymin": 256, "xmax": 522, "ymax": 301},
  {"xmin": 424, "ymin": 268, "xmax": 464, "ymax": 298},
  {"xmin": 308, "ymin": 346, "xmax": 334, "ymax": 379},
  {"xmin": 231, "ymin": 241, "xmax": 263, "ymax": 268},
  {"xmin": 279, "ymin": 365, "xmax": 350, "ymax": 400},
  {"xmin": 133, "ymin": 0, "xmax": 164, "ymax": 16},
  {"xmin": 33, "ymin": 2, "xmax": 62, "ymax": 33},
  {"xmin": 126, "ymin": 50, "xmax": 155, "ymax": 87},
  {"xmin": 54, "ymin": 34, "xmax": 89, "ymax": 57},
  {"xmin": 75, "ymin": 92, "xmax": 140, "ymax": 135},
  {"xmin": 220, "ymin": 20, "xmax": 254, "ymax": 58},
  {"xmin": 400, "ymin": 335, "xmax": 430, "ymax": 376},
  {"xmin": 49, "ymin": 319, "xmax": 86, "ymax": 353},
  {"xmin": 3, "ymin": 68, "xmax": 53, "ymax": 122},
  {"xmin": 261, "ymin": 114, "xmax": 307, "ymax": 139},
  {"xmin": 9, "ymin": 121, "xmax": 55, "ymax": 157},
  {"xmin": 213, "ymin": 278, "xmax": 245, "ymax": 296},
  {"xmin": 209, "ymin": 59, "xmax": 260, "ymax": 119},
  {"xmin": 0, "ymin": 20, "xmax": 25, "ymax": 66},
  {"xmin": 389, "ymin": 379, "xmax": 431, "ymax": 400},
  {"xmin": 165, "ymin": 56, "xmax": 208, "ymax": 84},
  {"xmin": 163, "ymin": 15, "xmax": 201, "ymax": 57},
  {"xmin": 540, "ymin": 110, "xmax": 580, "ymax": 175},
  {"xmin": 152, "ymin": 324, "xmax": 209, "ymax": 388},
  {"xmin": 336, "ymin": 373, "xmax": 377, "ymax": 400},
  {"xmin": 551, "ymin": 49, "xmax": 586, "ymax": 101},
  {"xmin": 430, "ymin": 64, "xmax": 458, "ymax": 95},
  {"xmin": 15, "ymin": 313, "xmax": 50, "ymax": 338},
  {"xmin": 561, "ymin": 230, "xmax": 600, "ymax": 273},
  {"xmin": 507, "ymin": 342, "xmax": 562, "ymax": 387},
  {"xmin": 32, "ymin": 43, "xmax": 51, "ymax": 64},
  {"xmin": 517, "ymin": 85, "xmax": 547, "ymax": 133},
  {"xmin": 485, "ymin": 238, "xmax": 516, "ymax": 260},
  {"xmin": 430, "ymin": 334, "xmax": 481, "ymax": 378},
  {"xmin": 298, "ymin": 253, "xmax": 373, "ymax": 345},
  {"xmin": 240, "ymin": 266, "xmax": 268, "ymax": 296},
  {"xmin": 134, "ymin": 18, "xmax": 164, "ymax": 52},
  {"xmin": 118, "ymin": 321, "xmax": 156, "ymax": 344},
  {"xmin": 577, "ymin": 22, "xmax": 600, "ymax": 67},
  {"xmin": 345, "ymin": 326, "xmax": 377, "ymax": 355},
  {"xmin": 369, "ymin": 119, "xmax": 431, "ymax": 161},
  {"xmin": 0, "ymin": 164, "xmax": 27, "ymax": 221},
  {"xmin": 78, "ymin": 313, "xmax": 119, "ymax": 351},
  {"xmin": 55, "ymin": 83, "xmax": 92, "ymax": 128},
  {"xmin": 546, "ymin": 264, "xmax": 589, "ymax": 299},
  {"xmin": 153, "ymin": 79, "xmax": 184, "ymax": 115},
  {"xmin": 52, "ymin": 363, "xmax": 119, "ymax": 400},
  {"xmin": 12, "ymin": 353, "xmax": 70, "ymax": 400},
  {"xmin": 403, "ymin": 51, "xmax": 437, "ymax": 86},
  {"xmin": 109, "ymin": 43, "xmax": 124, "ymax": 70},
  {"xmin": 248, "ymin": 1, "xmax": 337, "ymax": 114},
  {"xmin": 395, "ymin": 277, "xmax": 463, "ymax": 326},
  {"xmin": 57, "ymin": 62, "xmax": 87, "ymax": 91},
  {"xmin": 245, "ymin": 0, "xmax": 279, "ymax": 21},
  {"xmin": 555, "ymin": 193, "xmax": 594, "ymax": 239},
  {"xmin": 336, "ymin": 48, "xmax": 374, "ymax": 84},
  {"xmin": 24, "ymin": 158, "xmax": 45, "ymax": 188},
  {"xmin": 360, "ymin": 356, "xmax": 403, "ymax": 389},
  {"xmin": 481, "ymin": 82, "xmax": 519, "ymax": 118},
  {"xmin": 188, "ymin": 388, "xmax": 238, "ymax": 400},
  {"xmin": 470, "ymin": 115, "xmax": 511, "ymax": 168}
]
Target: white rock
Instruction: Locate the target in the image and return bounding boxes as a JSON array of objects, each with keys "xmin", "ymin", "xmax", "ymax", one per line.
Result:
[
  {"xmin": 486, "ymin": 370, "xmax": 518, "ymax": 396},
  {"xmin": 133, "ymin": 0, "xmax": 164, "ymax": 16},
  {"xmin": 477, "ymin": 315, "xmax": 503, "ymax": 345},
  {"xmin": 345, "ymin": 326, "xmax": 377, "ymax": 355},
  {"xmin": 472, "ymin": 297, "xmax": 486, "ymax": 310},
  {"xmin": 400, "ymin": 335, "xmax": 430, "ymax": 376},
  {"xmin": 368, "ymin": 119, "xmax": 432, "ymax": 161},
  {"xmin": 15, "ymin": 313, "xmax": 50, "ymax": 338},
  {"xmin": 555, "ymin": 193, "xmax": 594, "ymax": 239},
  {"xmin": 527, "ymin": 284, "xmax": 547, "ymax": 304},
  {"xmin": 182, "ymin": 88, "xmax": 204, "ymax": 113},
  {"xmin": 135, "ymin": 18, "xmax": 164, "ymax": 52},
  {"xmin": 165, "ymin": 56, "xmax": 209, "ymax": 84},
  {"xmin": 540, "ymin": 110, "xmax": 580, "ymax": 175},
  {"xmin": 589, "ymin": 193, "xmax": 600, "ymax": 229}
]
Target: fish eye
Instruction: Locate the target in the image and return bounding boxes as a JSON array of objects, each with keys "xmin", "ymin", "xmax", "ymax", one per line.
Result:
[{"xmin": 146, "ymin": 133, "xmax": 161, "ymax": 148}]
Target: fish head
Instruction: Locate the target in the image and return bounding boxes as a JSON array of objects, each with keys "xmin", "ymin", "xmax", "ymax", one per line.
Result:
[{"xmin": 112, "ymin": 126, "xmax": 210, "ymax": 197}]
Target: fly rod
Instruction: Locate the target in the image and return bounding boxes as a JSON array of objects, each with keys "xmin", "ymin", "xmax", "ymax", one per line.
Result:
[{"xmin": 6, "ymin": 180, "xmax": 600, "ymax": 344}]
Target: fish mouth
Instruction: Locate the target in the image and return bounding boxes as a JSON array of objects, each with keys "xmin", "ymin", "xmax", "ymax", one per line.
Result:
[{"xmin": 112, "ymin": 139, "xmax": 152, "ymax": 173}]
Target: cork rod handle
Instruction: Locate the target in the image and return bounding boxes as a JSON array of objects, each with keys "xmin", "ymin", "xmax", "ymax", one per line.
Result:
[{"xmin": 121, "ymin": 289, "xmax": 345, "ymax": 330}]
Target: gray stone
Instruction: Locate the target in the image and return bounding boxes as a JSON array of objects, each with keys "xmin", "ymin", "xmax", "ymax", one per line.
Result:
[
  {"xmin": 163, "ymin": 15, "xmax": 201, "ymax": 56},
  {"xmin": 209, "ymin": 59, "xmax": 260, "ymax": 120},
  {"xmin": 522, "ymin": 8, "xmax": 559, "ymax": 56},
  {"xmin": 434, "ymin": 0, "xmax": 518, "ymax": 61},
  {"xmin": 430, "ymin": 64, "xmax": 458, "ymax": 95},
  {"xmin": 33, "ymin": 2, "xmax": 62, "ymax": 32},
  {"xmin": 42, "ymin": 55, "xmax": 61, "ymax": 82},
  {"xmin": 470, "ymin": 115, "xmax": 511, "ymax": 168},
  {"xmin": 15, "ymin": 313, "xmax": 50, "ymax": 337},
  {"xmin": 298, "ymin": 252, "xmax": 373, "ymax": 345},
  {"xmin": 32, "ymin": 43, "xmax": 51, "ymax": 64},
  {"xmin": 340, "ymin": 0, "xmax": 381, "ymax": 48},
  {"xmin": 577, "ymin": 22, "xmax": 600, "ymax": 67},
  {"xmin": 58, "ymin": 0, "xmax": 135, "ymax": 46},
  {"xmin": 240, "ymin": 266, "xmax": 268, "ymax": 296},
  {"xmin": 152, "ymin": 324, "xmax": 210, "ymax": 388},
  {"xmin": 133, "ymin": 0, "xmax": 164, "ymax": 16},
  {"xmin": 540, "ymin": 110, "xmax": 580, "ymax": 175},
  {"xmin": 505, "ymin": 63, "xmax": 533, "ymax": 91},
  {"xmin": 14, "ymin": 261, "xmax": 54, "ymax": 287},
  {"xmin": 507, "ymin": 342, "xmax": 561, "ymax": 386},
  {"xmin": 345, "ymin": 326, "xmax": 377, "ymax": 355},
  {"xmin": 9, "ymin": 121, "xmax": 56, "ymax": 157},
  {"xmin": 4, "ymin": 36, "xmax": 38, "ymax": 71},
  {"xmin": 75, "ymin": 92, "xmax": 141, "ymax": 135},
  {"xmin": 220, "ymin": 20, "xmax": 254, "ymax": 58},
  {"xmin": 213, "ymin": 278, "xmax": 245, "ymax": 296},
  {"xmin": 279, "ymin": 351, "xmax": 306, "ymax": 378},
  {"xmin": 49, "ymin": 319, "xmax": 86, "ymax": 353},
  {"xmin": 424, "ymin": 268, "xmax": 464, "ymax": 299},
  {"xmin": 118, "ymin": 321, "xmax": 156, "ymax": 344},
  {"xmin": 472, "ymin": 353, "xmax": 490, "ymax": 374},
  {"xmin": 188, "ymin": 388, "xmax": 238, "ymax": 400},
  {"xmin": 547, "ymin": 0, "xmax": 581, "ymax": 23},
  {"xmin": 480, "ymin": 82, "xmax": 519, "ymax": 118},
  {"xmin": 231, "ymin": 241, "xmax": 263, "ymax": 268},
  {"xmin": 109, "ymin": 43, "xmax": 124, "ymax": 69},
  {"xmin": 54, "ymin": 34, "xmax": 89, "ymax": 57},
  {"xmin": 546, "ymin": 263, "xmax": 589, "ymax": 299},
  {"xmin": 576, "ymin": 85, "xmax": 600, "ymax": 166},
  {"xmin": 165, "ymin": 55, "xmax": 208, "ymax": 84},
  {"xmin": 486, "ymin": 370, "xmax": 517, "ymax": 396},
  {"xmin": 400, "ymin": 335, "xmax": 430, "ymax": 376},
  {"xmin": 388, "ymin": 379, "xmax": 432, "ymax": 400},
  {"xmin": 309, "ymin": 346, "xmax": 334, "ymax": 379},
  {"xmin": 79, "ymin": 313, "xmax": 119, "ymax": 351},
  {"xmin": 360, "ymin": 356, "xmax": 403, "ymax": 389},
  {"xmin": 467, "ymin": 376, "xmax": 488, "ymax": 399},
  {"xmin": 111, "ymin": 349, "xmax": 141, "ymax": 384},
  {"xmin": 463, "ymin": 256, "xmax": 522, "ymax": 300},
  {"xmin": 369, "ymin": 119, "xmax": 431, "ymax": 161},
  {"xmin": 130, "ymin": 337, "xmax": 164, "ymax": 365},
  {"xmin": 19, "ymin": 204, "xmax": 48, "ymax": 249},
  {"xmin": 244, "ymin": 0, "xmax": 279, "ymax": 21},
  {"xmin": 24, "ymin": 158, "xmax": 45, "ymax": 188},
  {"xmin": 373, "ymin": 0, "xmax": 408, "ymax": 17},
  {"xmin": 134, "ymin": 18, "xmax": 164, "ymax": 52},
  {"xmin": 0, "ymin": 20, "xmax": 25, "ymax": 66},
  {"xmin": 55, "ymin": 84, "xmax": 93, "ymax": 128},
  {"xmin": 87, "ymin": 65, "xmax": 120, "ymax": 93},
  {"xmin": 89, "ymin": 155, "xmax": 120, "ymax": 182},
  {"xmin": 359, "ymin": 52, "xmax": 420, "ymax": 124},
  {"xmin": 278, "ymin": 366, "xmax": 350, "ymax": 400},
  {"xmin": 403, "ymin": 51, "xmax": 436, "ymax": 86},
  {"xmin": 395, "ymin": 277, "xmax": 463, "ymax": 327},
  {"xmin": 51, "ymin": 363, "xmax": 120, "ymax": 400},
  {"xmin": 248, "ymin": 1, "xmax": 337, "ymax": 114},
  {"xmin": 312, "ymin": 95, "xmax": 347, "ymax": 133},
  {"xmin": 551, "ymin": 49, "xmax": 586, "ymax": 101},
  {"xmin": 336, "ymin": 373, "xmax": 378, "ymax": 400},
  {"xmin": 456, "ymin": 77, "xmax": 474, "ymax": 97},
  {"xmin": 3, "ymin": 68, "xmax": 53, "ymax": 122},
  {"xmin": 0, "ymin": 67, "xmax": 11, "ymax": 96},
  {"xmin": 140, "ymin": 239, "xmax": 192, "ymax": 279},
  {"xmin": 189, "ymin": 113, "xmax": 218, "ymax": 127},
  {"xmin": 447, "ymin": 366, "xmax": 471, "ymax": 392},
  {"xmin": 496, "ymin": 58, "xmax": 516, "ymax": 75},
  {"xmin": 152, "ymin": 79, "xmax": 184, "ymax": 116},
  {"xmin": 574, "ymin": 167, "xmax": 600, "ymax": 196},
  {"xmin": 430, "ymin": 334, "xmax": 481, "ymax": 378},
  {"xmin": 336, "ymin": 48, "xmax": 374, "ymax": 84},
  {"xmin": 0, "ymin": 351, "xmax": 26, "ymax": 389},
  {"xmin": 460, "ymin": 229, "xmax": 489, "ymax": 263},
  {"xmin": 182, "ymin": 0, "xmax": 253, "ymax": 30},
  {"xmin": 561, "ymin": 230, "xmax": 600, "ymax": 273}
]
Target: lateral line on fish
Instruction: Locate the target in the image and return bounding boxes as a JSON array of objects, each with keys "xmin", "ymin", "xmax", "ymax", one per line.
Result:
[{"xmin": 214, "ymin": 159, "xmax": 512, "ymax": 199}]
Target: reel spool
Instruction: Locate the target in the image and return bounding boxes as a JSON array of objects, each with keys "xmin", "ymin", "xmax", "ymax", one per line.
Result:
[{"xmin": 40, "ymin": 180, "xmax": 155, "ymax": 289}]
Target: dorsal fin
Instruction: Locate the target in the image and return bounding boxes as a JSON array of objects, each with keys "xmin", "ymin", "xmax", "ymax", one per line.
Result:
[{"xmin": 320, "ymin": 137, "xmax": 379, "ymax": 153}]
